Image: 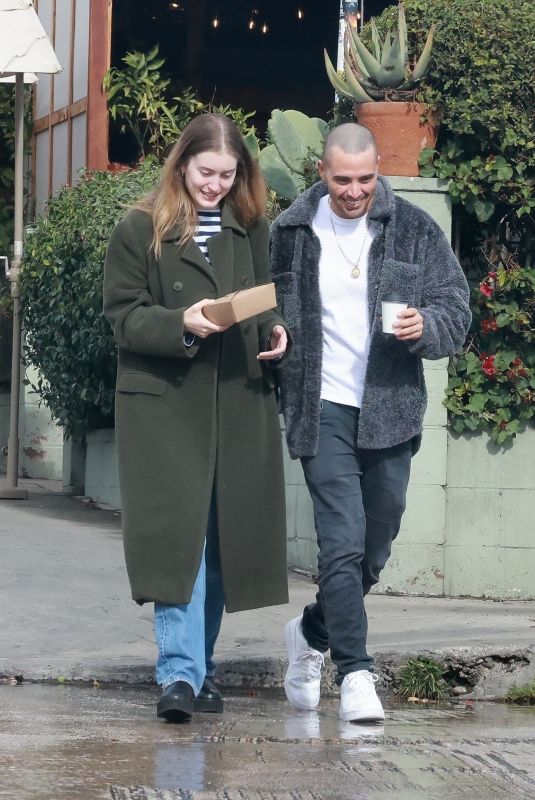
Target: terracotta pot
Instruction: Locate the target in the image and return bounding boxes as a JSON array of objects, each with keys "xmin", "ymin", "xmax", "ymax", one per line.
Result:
[{"xmin": 355, "ymin": 101, "xmax": 438, "ymax": 177}]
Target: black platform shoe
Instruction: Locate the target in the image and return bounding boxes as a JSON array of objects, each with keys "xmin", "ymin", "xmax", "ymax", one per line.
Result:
[
  {"xmin": 193, "ymin": 677, "xmax": 224, "ymax": 713},
  {"xmin": 157, "ymin": 680, "xmax": 194, "ymax": 722}
]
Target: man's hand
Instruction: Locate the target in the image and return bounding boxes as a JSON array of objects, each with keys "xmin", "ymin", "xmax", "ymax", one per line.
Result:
[
  {"xmin": 392, "ymin": 307, "xmax": 424, "ymax": 341},
  {"xmin": 257, "ymin": 325, "xmax": 288, "ymax": 360},
  {"xmin": 183, "ymin": 299, "xmax": 231, "ymax": 339}
]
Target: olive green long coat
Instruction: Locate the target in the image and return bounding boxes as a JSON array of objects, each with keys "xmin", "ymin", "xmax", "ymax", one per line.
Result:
[{"xmin": 103, "ymin": 205, "xmax": 289, "ymax": 611}]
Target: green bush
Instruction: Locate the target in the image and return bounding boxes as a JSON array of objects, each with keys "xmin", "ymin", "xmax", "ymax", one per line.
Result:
[
  {"xmin": 19, "ymin": 161, "xmax": 161, "ymax": 438},
  {"xmin": 103, "ymin": 46, "xmax": 258, "ymax": 162},
  {"xmin": 374, "ymin": 0, "xmax": 535, "ymax": 232},
  {"xmin": 445, "ymin": 248, "xmax": 535, "ymax": 443}
]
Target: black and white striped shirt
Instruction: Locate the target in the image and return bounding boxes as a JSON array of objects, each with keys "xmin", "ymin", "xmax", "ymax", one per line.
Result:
[{"xmin": 194, "ymin": 210, "xmax": 221, "ymax": 264}]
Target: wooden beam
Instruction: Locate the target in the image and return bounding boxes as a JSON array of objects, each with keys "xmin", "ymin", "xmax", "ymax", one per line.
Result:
[
  {"xmin": 87, "ymin": 0, "xmax": 112, "ymax": 171},
  {"xmin": 48, "ymin": 0, "xmax": 57, "ymax": 197},
  {"xmin": 33, "ymin": 98, "xmax": 88, "ymax": 134},
  {"xmin": 67, "ymin": 0, "xmax": 76, "ymax": 185}
]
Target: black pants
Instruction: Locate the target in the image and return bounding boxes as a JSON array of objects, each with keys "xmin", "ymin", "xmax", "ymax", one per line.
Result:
[{"xmin": 300, "ymin": 401, "xmax": 412, "ymax": 683}]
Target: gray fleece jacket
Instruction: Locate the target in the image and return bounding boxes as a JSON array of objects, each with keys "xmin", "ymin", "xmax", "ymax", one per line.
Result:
[{"xmin": 270, "ymin": 177, "xmax": 471, "ymax": 458}]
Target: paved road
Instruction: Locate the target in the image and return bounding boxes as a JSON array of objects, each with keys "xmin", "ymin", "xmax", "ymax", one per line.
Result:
[{"xmin": 1, "ymin": 684, "xmax": 535, "ymax": 800}]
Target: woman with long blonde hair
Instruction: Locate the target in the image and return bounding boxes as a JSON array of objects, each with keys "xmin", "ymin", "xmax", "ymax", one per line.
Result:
[{"xmin": 104, "ymin": 113, "xmax": 290, "ymax": 722}]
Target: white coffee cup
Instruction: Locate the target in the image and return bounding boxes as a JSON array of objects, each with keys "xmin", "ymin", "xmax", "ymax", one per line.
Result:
[{"xmin": 382, "ymin": 293, "xmax": 409, "ymax": 334}]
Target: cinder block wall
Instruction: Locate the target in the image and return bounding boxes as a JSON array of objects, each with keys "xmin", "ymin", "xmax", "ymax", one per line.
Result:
[{"xmin": 445, "ymin": 430, "xmax": 535, "ymax": 599}]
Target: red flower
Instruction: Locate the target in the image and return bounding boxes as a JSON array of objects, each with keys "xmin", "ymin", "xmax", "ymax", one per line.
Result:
[
  {"xmin": 506, "ymin": 357, "xmax": 529, "ymax": 380},
  {"xmin": 480, "ymin": 318, "xmax": 498, "ymax": 333},
  {"xmin": 479, "ymin": 282, "xmax": 494, "ymax": 298},
  {"xmin": 481, "ymin": 355, "xmax": 497, "ymax": 377}
]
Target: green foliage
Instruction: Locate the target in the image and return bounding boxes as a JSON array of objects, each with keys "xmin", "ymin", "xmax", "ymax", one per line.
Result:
[
  {"xmin": 445, "ymin": 248, "xmax": 535, "ymax": 444},
  {"xmin": 419, "ymin": 145, "xmax": 531, "ymax": 223},
  {"xmin": 103, "ymin": 47, "xmax": 259, "ymax": 163},
  {"xmin": 0, "ymin": 85, "xmax": 15, "ymax": 258},
  {"xmin": 326, "ymin": 1, "xmax": 435, "ymax": 102},
  {"xmin": 374, "ymin": 0, "xmax": 535, "ymax": 228},
  {"xmin": 19, "ymin": 161, "xmax": 161, "ymax": 438},
  {"xmin": 505, "ymin": 681, "xmax": 535, "ymax": 704},
  {"xmin": 259, "ymin": 109, "xmax": 328, "ymax": 201},
  {"xmin": 398, "ymin": 657, "xmax": 446, "ymax": 700},
  {"xmin": 0, "ymin": 83, "xmax": 32, "ymax": 258},
  {"xmin": 103, "ymin": 45, "xmax": 205, "ymax": 160}
]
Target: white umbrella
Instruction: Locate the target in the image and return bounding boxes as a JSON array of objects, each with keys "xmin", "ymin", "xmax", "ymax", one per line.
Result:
[{"xmin": 0, "ymin": 0, "xmax": 62, "ymax": 499}]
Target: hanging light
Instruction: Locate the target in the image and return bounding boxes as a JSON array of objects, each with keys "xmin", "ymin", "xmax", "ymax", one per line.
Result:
[
  {"xmin": 297, "ymin": 7, "xmax": 304, "ymax": 21},
  {"xmin": 212, "ymin": 16, "xmax": 220, "ymax": 29},
  {"xmin": 248, "ymin": 18, "xmax": 256, "ymax": 30},
  {"xmin": 261, "ymin": 21, "xmax": 269, "ymax": 34}
]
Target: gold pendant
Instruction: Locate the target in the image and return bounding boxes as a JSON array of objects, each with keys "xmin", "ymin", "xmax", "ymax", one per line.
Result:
[{"xmin": 351, "ymin": 266, "xmax": 360, "ymax": 279}]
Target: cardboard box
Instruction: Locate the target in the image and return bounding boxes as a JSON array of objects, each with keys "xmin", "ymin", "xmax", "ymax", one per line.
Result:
[{"xmin": 202, "ymin": 283, "xmax": 277, "ymax": 326}]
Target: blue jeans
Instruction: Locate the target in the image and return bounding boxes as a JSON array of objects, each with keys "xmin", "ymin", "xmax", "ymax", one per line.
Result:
[
  {"xmin": 300, "ymin": 401, "xmax": 412, "ymax": 683},
  {"xmin": 154, "ymin": 494, "xmax": 225, "ymax": 695}
]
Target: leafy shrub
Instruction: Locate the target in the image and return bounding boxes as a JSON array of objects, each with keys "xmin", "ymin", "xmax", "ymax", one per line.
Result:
[
  {"xmin": 373, "ymin": 0, "xmax": 535, "ymax": 231},
  {"xmin": 104, "ymin": 46, "xmax": 258, "ymax": 162},
  {"xmin": 19, "ymin": 161, "xmax": 161, "ymax": 438},
  {"xmin": 445, "ymin": 248, "xmax": 535, "ymax": 443},
  {"xmin": 103, "ymin": 46, "xmax": 205, "ymax": 161}
]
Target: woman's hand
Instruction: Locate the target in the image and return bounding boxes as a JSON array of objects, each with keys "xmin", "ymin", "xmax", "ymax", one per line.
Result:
[
  {"xmin": 183, "ymin": 299, "xmax": 231, "ymax": 339},
  {"xmin": 257, "ymin": 325, "xmax": 288, "ymax": 360}
]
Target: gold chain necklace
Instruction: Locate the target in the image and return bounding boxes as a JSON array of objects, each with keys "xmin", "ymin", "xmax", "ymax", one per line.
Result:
[{"xmin": 328, "ymin": 200, "xmax": 369, "ymax": 279}]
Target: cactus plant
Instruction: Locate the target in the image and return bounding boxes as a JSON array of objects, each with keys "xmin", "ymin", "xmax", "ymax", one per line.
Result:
[
  {"xmin": 259, "ymin": 109, "xmax": 329, "ymax": 201},
  {"xmin": 325, "ymin": 1, "xmax": 435, "ymax": 102}
]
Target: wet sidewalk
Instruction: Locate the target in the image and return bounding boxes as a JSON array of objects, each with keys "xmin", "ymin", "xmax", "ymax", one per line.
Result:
[
  {"xmin": 1, "ymin": 479, "xmax": 534, "ymax": 698},
  {"xmin": 2, "ymin": 684, "xmax": 535, "ymax": 800}
]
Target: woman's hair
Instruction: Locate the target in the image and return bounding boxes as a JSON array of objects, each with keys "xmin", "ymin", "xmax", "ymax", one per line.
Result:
[{"xmin": 135, "ymin": 113, "xmax": 266, "ymax": 256}]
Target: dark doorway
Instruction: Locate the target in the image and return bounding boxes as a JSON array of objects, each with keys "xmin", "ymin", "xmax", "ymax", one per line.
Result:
[
  {"xmin": 111, "ymin": 1, "xmax": 340, "ymax": 133},
  {"xmin": 109, "ymin": 1, "xmax": 397, "ymax": 162}
]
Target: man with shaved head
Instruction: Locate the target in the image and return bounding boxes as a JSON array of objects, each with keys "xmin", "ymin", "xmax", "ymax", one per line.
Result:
[{"xmin": 270, "ymin": 123, "xmax": 471, "ymax": 724}]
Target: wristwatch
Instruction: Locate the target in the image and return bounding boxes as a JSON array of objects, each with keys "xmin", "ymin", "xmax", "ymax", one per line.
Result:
[{"xmin": 183, "ymin": 332, "xmax": 196, "ymax": 347}]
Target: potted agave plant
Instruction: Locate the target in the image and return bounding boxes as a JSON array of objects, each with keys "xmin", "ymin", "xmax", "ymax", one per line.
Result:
[{"xmin": 324, "ymin": 1, "xmax": 437, "ymax": 177}]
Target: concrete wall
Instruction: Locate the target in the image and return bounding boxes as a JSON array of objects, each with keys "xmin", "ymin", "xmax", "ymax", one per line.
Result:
[
  {"xmin": 19, "ymin": 366, "xmax": 63, "ymax": 480},
  {"xmin": 84, "ymin": 428, "xmax": 120, "ymax": 509},
  {"xmin": 83, "ymin": 419, "xmax": 535, "ymax": 599},
  {"xmin": 445, "ymin": 430, "xmax": 535, "ymax": 599},
  {"xmin": 0, "ymin": 366, "xmax": 63, "ymax": 481}
]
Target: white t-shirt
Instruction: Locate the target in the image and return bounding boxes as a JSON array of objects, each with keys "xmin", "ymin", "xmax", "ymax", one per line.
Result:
[{"xmin": 312, "ymin": 194, "xmax": 376, "ymax": 408}]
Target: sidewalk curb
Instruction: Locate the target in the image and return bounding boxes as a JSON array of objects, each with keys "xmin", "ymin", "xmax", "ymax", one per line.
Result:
[{"xmin": 3, "ymin": 645, "xmax": 534, "ymax": 701}]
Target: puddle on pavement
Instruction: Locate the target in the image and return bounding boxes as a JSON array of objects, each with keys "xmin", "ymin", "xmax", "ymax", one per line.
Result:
[{"xmin": 1, "ymin": 684, "xmax": 534, "ymax": 800}]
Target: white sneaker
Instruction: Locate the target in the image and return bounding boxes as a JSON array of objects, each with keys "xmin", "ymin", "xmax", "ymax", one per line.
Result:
[
  {"xmin": 284, "ymin": 615, "xmax": 325, "ymax": 710},
  {"xmin": 339, "ymin": 670, "xmax": 385, "ymax": 722}
]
